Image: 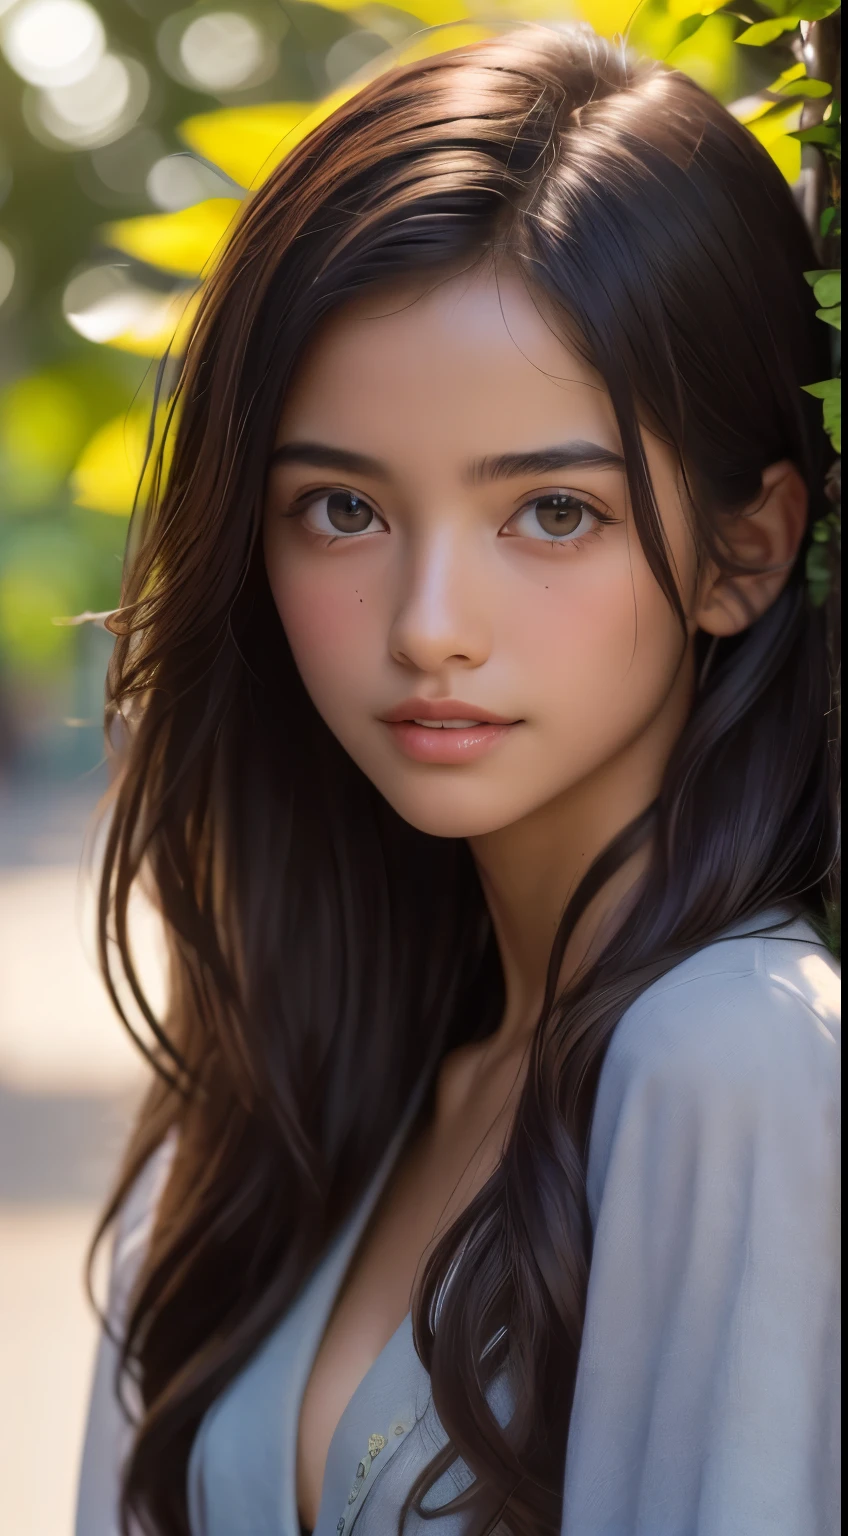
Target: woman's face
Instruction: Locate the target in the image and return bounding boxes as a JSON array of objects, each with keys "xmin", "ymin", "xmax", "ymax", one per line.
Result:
[{"xmin": 264, "ymin": 264, "xmax": 699, "ymax": 840}]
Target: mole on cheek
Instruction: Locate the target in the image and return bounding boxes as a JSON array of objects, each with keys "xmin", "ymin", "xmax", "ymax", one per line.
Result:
[{"xmin": 285, "ymin": 589, "xmax": 365, "ymax": 653}]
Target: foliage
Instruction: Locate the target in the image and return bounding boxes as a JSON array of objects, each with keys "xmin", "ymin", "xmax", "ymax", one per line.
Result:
[
  {"xmin": 733, "ymin": 5, "xmax": 840, "ymax": 617},
  {"xmin": 0, "ymin": 0, "xmax": 841, "ymax": 687},
  {"xmin": 64, "ymin": 2, "xmax": 842, "ymax": 513}
]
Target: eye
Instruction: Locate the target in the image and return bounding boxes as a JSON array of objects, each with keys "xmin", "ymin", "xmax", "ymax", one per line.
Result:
[
  {"xmin": 301, "ymin": 490, "xmax": 386, "ymax": 538},
  {"xmin": 505, "ymin": 491, "xmax": 608, "ymax": 543}
]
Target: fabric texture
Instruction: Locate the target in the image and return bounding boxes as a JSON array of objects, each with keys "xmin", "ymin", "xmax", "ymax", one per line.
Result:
[{"xmin": 75, "ymin": 912, "xmax": 841, "ymax": 1536}]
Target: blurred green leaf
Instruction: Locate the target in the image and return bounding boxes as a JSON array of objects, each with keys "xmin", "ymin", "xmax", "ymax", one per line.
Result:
[
  {"xmin": 780, "ymin": 77, "xmax": 832, "ymax": 97},
  {"xmin": 784, "ymin": 0, "xmax": 840, "ymax": 15},
  {"xmin": 802, "ymin": 378, "xmax": 842, "ymax": 452},
  {"xmin": 816, "ymin": 304, "xmax": 841, "ymax": 329},
  {"xmin": 0, "ymin": 374, "xmax": 87, "ymax": 509},
  {"xmin": 0, "ymin": 524, "xmax": 90, "ymax": 671},
  {"xmin": 804, "ymin": 268, "xmax": 840, "ymax": 305},
  {"xmin": 0, "ymin": 570, "xmax": 75, "ymax": 668},
  {"xmin": 791, "ymin": 123, "xmax": 841, "ymax": 151},
  {"xmin": 737, "ymin": 0, "xmax": 838, "ymax": 41},
  {"xmin": 736, "ymin": 16, "xmax": 799, "ymax": 43}
]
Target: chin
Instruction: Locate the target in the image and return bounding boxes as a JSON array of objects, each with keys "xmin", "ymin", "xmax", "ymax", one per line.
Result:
[{"xmin": 375, "ymin": 781, "xmax": 530, "ymax": 841}]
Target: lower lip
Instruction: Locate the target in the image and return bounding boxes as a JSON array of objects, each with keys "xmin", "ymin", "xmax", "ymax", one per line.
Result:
[{"xmin": 384, "ymin": 720, "xmax": 517, "ymax": 764}]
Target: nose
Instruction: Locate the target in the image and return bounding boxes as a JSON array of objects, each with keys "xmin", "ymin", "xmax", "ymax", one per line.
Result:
[{"xmin": 388, "ymin": 525, "xmax": 491, "ymax": 676}]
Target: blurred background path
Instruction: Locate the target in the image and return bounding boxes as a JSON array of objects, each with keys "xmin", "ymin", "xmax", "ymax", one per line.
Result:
[{"xmin": 0, "ymin": 770, "xmax": 154, "ymax": 1536}]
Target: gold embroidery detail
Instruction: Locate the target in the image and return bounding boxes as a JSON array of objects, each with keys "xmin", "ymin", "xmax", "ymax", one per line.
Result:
[{"xmin": 367, "ymin": 1432, "xmax": 387, "ymax": 1457}]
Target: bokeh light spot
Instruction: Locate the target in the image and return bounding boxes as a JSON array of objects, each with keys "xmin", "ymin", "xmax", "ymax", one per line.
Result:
[
  {"xmin": 146, "ymin": 153, "xmax": 231, "ymax": 211},
  {"xmin": 178, "ymin": 10, "xmax": 266, "ymax": 92},
  {"xmin": 1, "ymin": 0, "xmax": 104, "ymax": 88},
  {"xmin": 35, "ymin": 52, "xmax": 149, "ymax": 148}
]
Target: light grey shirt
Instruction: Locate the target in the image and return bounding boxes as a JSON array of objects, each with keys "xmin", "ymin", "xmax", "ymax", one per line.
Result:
[{"xmin": 76, "ymin": 912, "xmax": 841, "ymax": 1535}]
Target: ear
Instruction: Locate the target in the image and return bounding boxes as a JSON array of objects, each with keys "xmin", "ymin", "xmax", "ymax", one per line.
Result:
[{"xmin": 695, "ymin": 460, "xmax": 808, "ymax": 637}]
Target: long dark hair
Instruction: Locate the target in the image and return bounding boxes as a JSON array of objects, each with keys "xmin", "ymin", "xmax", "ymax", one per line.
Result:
[{"xmin": 94, "ymin": 23, "xmax": 838, "ymax": 1536}]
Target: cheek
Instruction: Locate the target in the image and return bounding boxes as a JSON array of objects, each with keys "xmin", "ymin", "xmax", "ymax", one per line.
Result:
[
  {"xmin": 265, "ymin": 550, "xmax": 380, "ymax": 706},
  {"xmin": 509, "ymin": 546, "xmax": 685, "ymax": 730}
]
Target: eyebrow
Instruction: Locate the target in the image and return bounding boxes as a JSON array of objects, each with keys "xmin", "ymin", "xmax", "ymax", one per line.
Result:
[{"xmin": 268, "ymin": 439, "xmax": 626, "ymax": 483}]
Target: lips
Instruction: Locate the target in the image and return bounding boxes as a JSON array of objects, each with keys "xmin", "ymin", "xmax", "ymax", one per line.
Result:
[
  {"xmin": 380, "ymin": 701, "xmax": 521, "ymax": 766},
  {"xmin": 380, "ymin": 699, "xmax": 518, "ymax": 726}
]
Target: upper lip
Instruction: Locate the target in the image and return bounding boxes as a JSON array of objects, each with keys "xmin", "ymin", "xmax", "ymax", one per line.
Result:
[{"xmin": 380, "ymin": 699, "xmax": 519, "ymax": 724}]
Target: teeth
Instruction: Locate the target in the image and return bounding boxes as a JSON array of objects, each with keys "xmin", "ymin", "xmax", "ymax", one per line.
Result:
[{"xmin": 412, "ymin": 718, "xmax": 483, "ymax": 729}]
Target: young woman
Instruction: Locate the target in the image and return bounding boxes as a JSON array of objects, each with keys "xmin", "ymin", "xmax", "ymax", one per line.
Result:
[{"xmin": 76, "ymin": 23, "xmax": 840, "ymax": 1536}]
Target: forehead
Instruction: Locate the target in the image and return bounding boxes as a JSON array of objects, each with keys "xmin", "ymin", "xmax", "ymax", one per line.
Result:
[{"xmin": 278, "ymin": 264, "xmax": 623, "ymax": 460}]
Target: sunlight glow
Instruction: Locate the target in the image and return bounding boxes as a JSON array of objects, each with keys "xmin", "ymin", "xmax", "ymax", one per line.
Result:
[{"xmin": 1, "ymin": 0, "xmax": 104, "ymax": 88}]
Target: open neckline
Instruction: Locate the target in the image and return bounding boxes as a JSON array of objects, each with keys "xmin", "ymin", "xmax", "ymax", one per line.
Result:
[
  {"xmin": 289, "ymin": 1073, "xmax": 433, "ymax": 1536},
  {"xmin": 288, "ymin": 904, "xmax": 806, "ymax": 1533}
]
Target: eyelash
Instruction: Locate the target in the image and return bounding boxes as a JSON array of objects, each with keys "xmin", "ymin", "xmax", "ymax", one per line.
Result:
[{"xmin": 285, "ymin": 487, "xmax": 618, "ymax": 548}]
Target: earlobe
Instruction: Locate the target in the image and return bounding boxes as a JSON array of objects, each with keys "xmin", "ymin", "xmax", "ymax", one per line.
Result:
[{"xmin": 695, "ymin": 460, "xmax": 808, "ymax": 637}]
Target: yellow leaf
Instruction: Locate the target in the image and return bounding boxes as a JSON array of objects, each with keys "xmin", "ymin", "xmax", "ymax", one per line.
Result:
[
  {"xmin": 356, "ymin": 0, "xmax": 472, "ymax": 18},
  {"xmin": 71, "ymin": 410, "xmax": 161, "ymax": 516},
  {"xmin": 390, "ymin": 19, "xmax": 492, "ymax": 63},
  {"xmin": 557, "ymin": 0, "xmax": 648, "ymax": 35},
  {"xmin": 665, "ymin": 12, "xmax": 738, "ymax": 97},
  {"xmin": 180, "ymin": 32, "xmax": 491, "ymax": 195},
  {"xmin": 740, "ymin": 99, "xmax": 803, "ymax": 182},
  {"xmin": 179, "ymin": 104, "xmax": 312, "ymax": 189},
  {"xmin": 767, "ymin": 61, "xmax": 806, "ymax": 92},
  {"xmin": 173, "ymin": 7, "xmax": 649, "ymax": 202},
  {"xmin": 104, "ymin": 199, "xmax": 242, "ymax": 277},
  {"xmin": 392, "ymin": 0, "xmax": 472, "ymax": 18},
  {"xmin": 674, "ymin": 0, "xmax": 726, "ymax": 13},
  {"xmin": 746, "ymin": 99, "xmax": 803, "ymax": 147},
  {"xmin": 764, "ymin": 132, "xmax": 802, "ymax": 183}
]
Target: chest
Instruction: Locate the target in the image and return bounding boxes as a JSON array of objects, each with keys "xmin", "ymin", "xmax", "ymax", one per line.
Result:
[{"xmin": 296, "ymin": 1096, "xmax": 511, "ymax": 1530}]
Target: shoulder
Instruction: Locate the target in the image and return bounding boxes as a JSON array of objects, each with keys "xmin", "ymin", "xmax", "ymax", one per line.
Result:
[
  {"xmin": 603, "ymin": 912, "xmax": 838, "ymax": 1094},
  {"xmin": 587, "ymin": 913, "xmax": 840, "ymax": 1204}
]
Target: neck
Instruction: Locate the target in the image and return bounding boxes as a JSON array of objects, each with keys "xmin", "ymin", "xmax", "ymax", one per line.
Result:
[{"xmin": 468, "ymin": 679, "xmax": 692, "ymax": 1053}]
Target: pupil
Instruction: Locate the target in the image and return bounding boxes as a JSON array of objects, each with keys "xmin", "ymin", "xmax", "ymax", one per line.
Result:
[
  {"xmin": 537, "ymin": 494, "xmax": 582, "ymax": 537},
  {"xmin": 327, "ymin": 492, "xmax": 373, "ymax": 532}
]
